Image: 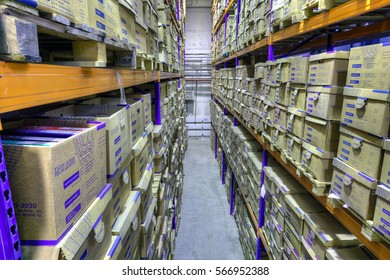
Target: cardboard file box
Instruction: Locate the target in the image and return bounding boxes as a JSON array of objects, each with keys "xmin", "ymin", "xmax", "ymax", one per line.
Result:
[
  {"xmin": 306, "ymin": 86, "xmax": 344, "ymax": 120},
  {"xmin": 275, "ymin": 83, "xmax": 289, "ymax": 106},
  {"xmin": 373, "ymin": 184, "xmax": 390, "ymax": 243},
  {"xmin": 286, "ymin": 134, "xmax": 303, "ymax": 164},
  {"xmin": 302, "ymin": 141, "xmax": 334, "ymax": 182},
  {"xmin": 381, "ymin": 140, "xmax": 390, "ymax": 187},
  {"xmin": 273, "ymin": 104, "xmax": 288, "ymax": 132},
  {"xmin": 287, "ymin": 107, "xmax": 305, "ymax": 139},
  {"xmin": 289, "ymin": 54, "xmax": 310, "ymax": 84},
  {"xmin": 304, "ymin": 116, "xmax": 340, "ymax": 154},
  {"xmin": 104, "ymin": 235, "xmax": 122, "ymax": 260},
  {"xmin": 288, "ymin": 83, "xmax": 307, "ymax": 111},
  {"xmin": 283, "ymin": 220, "xmax": 302, "ymax": 260},
  {"xmin": 331, "ymin": 158, "xmax": 378, "ymax": 220},
  {"xmin": 272, "ymin": 127, "xmax": 287, "ymax": 151}
]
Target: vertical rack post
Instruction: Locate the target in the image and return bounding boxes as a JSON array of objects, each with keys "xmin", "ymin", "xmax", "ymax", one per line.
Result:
[
  {"xmin": 155, "ymin": 81, "xmax": 162, "ymax": 125},
  {"xmin": 327, "ymin": 33, "xmax": 334, "ymax": 52},
  {"xmin": 256, "ymin": 149, "xmax": 268, "ymax": 260},
  {"xmin": 230, "ymin": 173, "xmax": 235, "ymax": 215},
  {"xmin": 0, "ymin": 136, "xmax": 22, "ymax": 260},
  {"xmin": 221, "ymin": 151, "xmax": 226, "ymax": 184},
  {"xmin": 235, "ymin": 0, "xmax": 241, "ymax": 66}
]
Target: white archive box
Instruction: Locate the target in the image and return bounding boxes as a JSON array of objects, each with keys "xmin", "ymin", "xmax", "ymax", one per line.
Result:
[
  {"xmin": 273, "ymin": 104, "xmax": 288, "ymax": 132},
  {"xmin": 308, "ymin": 51, "xmax": 350, "ymax": 86},
  {"xmin": 331, "ymin": 158, "xmax": 378, "ymax": 220},
  {"xmin": 255, "ymin": 62, "xmax": 266, "ymax": 79},
  {"xmin": 304, "ymin": 116, "xmax": 340, "ymax": 154},
  {"xmin": 326, "ymin": 247, "xmax": 376, "ymax": 260},
  {"xmin": 269, "ymin": 215, "xmax": 284, "ymax": 249},
  {"xmin": 261, "ymin": 99, "xmax": 275, "ymax": 123},
  {"xmin": 380, "ymin": 140, "xmax": 390, "ymax": 187},
  {"xmin": 337, "ymin": 125, "xmax": 385, "ymax": 180},
  {"xmin": 287, "ymin": 107, "xmax": 305, "ymax": 139},
  {"xmin": 290, "ymin": 54, "xmax": 310, "ymax": 84},
  {"xmin": 302, "ymin": 212, "xmax": 360, "ymax": 260},
  {"xmin": 271, "ymin": 196, "xmax": 285, "ymax": 232},
  {"xmin": 264, "ymin": 80, "xmax": 277, "ymax": 102},
  {"xmin": 248, "ymin": 151, "xmax": 263, "ymax": 186},
  {"xmin": 275, "ymin": 83, "xmax": 289, "ymax": 106},
  {"xmin": 301, "ymin": 141, "xmax": 334, "ymax": 182},
  {"xmin": 276, "ymin": 57, "xmax": 291, "ymax": 83},
  {"xmin": 286, "ymin": 134, "xmax": 303, "ymax": 164},
  {"xmin": 373, "ymin": 184, "xmax": 390, "ymax": 243},
  {"xmin": 306, "ymin": 86, "xmax": 344, "ymax": 120},
  {"xmin": 263, "ymin": 166, "xmax": 289, "ymax": 195},
  {"xmin": 284, "ymin": 193, "xmax": 326, "ymax": 238},
  {"xmin": 341, "ymin": 87, "xmax": 390, "ymax": 138},
  {"xmin": 272, "ymin": 127, "xmax": 287, "ymax": 151},
  {"xmin": 288, "ymin": 83, "xmax": 307, "ymax": 111},
  {"xmin": 284, "ymin": 219, "xmax": 303, "ymax": 260}
]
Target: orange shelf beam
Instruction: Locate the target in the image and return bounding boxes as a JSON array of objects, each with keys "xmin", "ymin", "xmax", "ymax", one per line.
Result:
[
  {"xmin": 0, "ymin": 62, "xmax": 182, "ymax": 114},
  {"xmin": 212, "ymin": 0, "xmax": 236, "ymax": 36},
  {"xmin": 212, "ymin": 95, "xmax": 390, "ymax": 260}
]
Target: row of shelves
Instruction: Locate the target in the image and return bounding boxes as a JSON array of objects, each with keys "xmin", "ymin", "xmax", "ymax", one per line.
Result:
[
  {"xmin": 212, "ymin": 0, "xmax": 390, "ymax": 65},
  {"xmin": 212, "ymin": 95, "xmax": 390, "ymax": 260}
]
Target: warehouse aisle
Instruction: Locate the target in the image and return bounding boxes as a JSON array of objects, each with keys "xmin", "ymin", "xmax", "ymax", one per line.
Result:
[{"xmin": 175, "ymin": 138, "xmax": 244, "ymax": 260}]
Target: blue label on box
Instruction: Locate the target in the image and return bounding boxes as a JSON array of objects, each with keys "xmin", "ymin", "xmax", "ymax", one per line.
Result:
[
  {"xmin": 63, "ymin": 171, "xmax": 80, "ymax": 189},
  {"xmin": 114, "ymin": 136, "xmax": 121, "ymax": 145},
  {"xmin": 95, "ymin": 9, "xmax": 105, "ymax": 19},
  {"xmin": 64, "ymin": 189, "xmax": 80, "ymax": 209},
  {"xmin": 345, "ymin": 112, "xmax": 354, "ymax": 117},
  {"xmin": 382, "ymin": 208, "xmax": 390, "ymax": 217},
  {"xmin": 66, "ymin": 203, "xmax": 81, "ymax": 224},
  {"xmin": 346, "ymin": 103, "xmax": 355, "ymax": 109},
  {"xmin": 381, "ymin": 217, "xmax": 390, "ymax": 227},
  {"xmin": 96, "ymin": 21, "xmax": 106, "ymax": 30},
  {"xmin": 115, "ymin": 147, "xmax": 122, "ymax": 157},
  {"xmin": 351, "ymin": 73, "xmax": 360, "ymax": 77},
  {"xmin": 350, "ymin": 80, "xmax": 360, "ymax": 85},
  {"xmin": 352, "ymin": 64, "xmax": 362, "ymax": 69},
  {"xmin": 342, "ymin": 148, "xmax": 350, "ymax": 155},
  {"xmin": 116, "ymin": 156, "xmax": 122, "ymax": 167},
  {"xmin": 340, "ymin": 154, "xmax": 349, "ymax": 161},
  {"xmin": 344, "ymin": 118, "xmax": 353, "ymax": 124}
]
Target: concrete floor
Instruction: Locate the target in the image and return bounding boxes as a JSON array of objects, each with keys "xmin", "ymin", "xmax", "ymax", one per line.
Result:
[{"xmin": 175, "ymin": 137, "xmax": 244, "ymax": 260}]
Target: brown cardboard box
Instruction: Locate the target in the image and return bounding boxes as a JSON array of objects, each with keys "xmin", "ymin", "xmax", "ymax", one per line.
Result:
[
  {"xmin": 302, "ymin": 212, "xmax": 360, "ymax": 260},
  {"xmin": 286, "ymin": 134, "xmax": 302, "ymax": 164},
  {"xmin": 125, "ymin": 0, "xmax": 144, "ymax": 21},
  {"xmin": 304, "ymin": 116, "xmax": 340, "ymax": 154},
  {"xmin": 373, "ymin": 184, "xmax": 390, "ymax": 243},
  {"xmin": 290, "ymin": 54, "xmax": 310, "ymax": 84},
  {"xmin": 88, "ymin": 0, "xmax": 120, "ymax": 38},
  {"xmin": 337, "ymin": 125, "xmax": 384, "ymax": 179},
  {"xmin": 302, "ymin": 141, "xmax": 334, "ymax": 182},
  {"xmin": 346, "ymin": 43, "xmax": 390, "ymax": 90},
  {"xmin": 22, "ymin": 183, "xmax": 112, "ymax": 260},
  {"xmin": 341, "ymin": 87, "xmax": 390, "ymax": 138},
  {"xmin": 273, "ymin": 104, "xmax": 288, "ymax": 132},
  {"xmin": 331, "ymin": 158, "xmax": 377, "ymax": 220},
  {"xmin": 135, "ymin": 20, "xmax": 148, "ymax": 53},
  {"xmin": 127, "ymin": 93, "xmax": 152, "ymax": 128},
  {"xmin": 43, "ymin": 103, "xmax": 132, "ymax": 177},
  {"xmin": 306, "ymin": 86, "xmax": 344, "ymax": 121},
  {"xmin": 283, "ymin": 220, "xmax": 303, "ymax": 260},
  {"xmin": 308, "ymin": 51, "xmax": 350, "ymax": 86},
  {"xmin": 288, "ymin": 83, "xmax": 307, "ymax": 111},
  {"xmin": 272, "ymin": 127, "xmax": 287, "ymax": 151},
  {"xmin": 3, "ymin": 119, "xmax": 106, "ymax": 243},
  {"xmin": 112, "ymin": 191, "xmax": 142, "ymax": 260},
  {"xmin": 131, "ymin": 133, "xmax": 152, "ymax": 186},
  {"xmin": 119, "ymin": 4, "xmax": 136, "ymax": 44},
  {"xmin": 381, "ymin": 140, "xmax": 390, "ymax": 187},
  {"xmin": 129, "ymin": 99, "xmax": 145, "ymax": 145}
]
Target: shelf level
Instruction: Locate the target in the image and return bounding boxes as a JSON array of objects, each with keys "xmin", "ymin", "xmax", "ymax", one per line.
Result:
[
  {"xmin": 212, "ymin": 95, "xmax": 390, "ymax": 260},
  {"xmin": 258, "ymin": 228, "xmax": 273, "ymax": 260},
  {"xmin": 0, "ymin": 62, "xmax": 183, "ymax": 115}
]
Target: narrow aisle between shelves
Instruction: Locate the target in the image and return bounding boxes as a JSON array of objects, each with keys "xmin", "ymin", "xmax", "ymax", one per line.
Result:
[{"xmin": 175, "ymin": 138, "xmax": 244, "ymax": 260}]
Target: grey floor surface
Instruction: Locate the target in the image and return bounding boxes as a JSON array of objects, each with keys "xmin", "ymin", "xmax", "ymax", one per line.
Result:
[{"xmin": 174, "ymin": 137, "xmax": 244, "ymax": 260}]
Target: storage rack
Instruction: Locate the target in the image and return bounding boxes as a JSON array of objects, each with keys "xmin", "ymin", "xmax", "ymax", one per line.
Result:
[
  {"xmin": 0, "ymin": 1, "xmax": 185, "ymax": 260},
  {"xmin": 210, "ymin": 0, "xmax": 390, "ymax": 260}
]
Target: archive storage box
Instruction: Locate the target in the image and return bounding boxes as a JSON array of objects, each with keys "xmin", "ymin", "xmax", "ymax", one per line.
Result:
[
  {"xmin": 287, "ymin": 107, "xmax": 305, "ymax": 138},
  {"xmin": 341, "ymin": 87, "xmax": 390, "ymax": 138},
  {"xmin": 306, "ymin": 86, "xmax": 344, "ymax": 120},
  {"xmin": 127, "ymin": 0, "xmax": 144, "ymax": 21},
  {"xmin": 119, "ymin": 4, "xmax": 136, "ymax": 44},
  {"xmin": 104, "ymin": 235, "xmax": 122, "ymax": 260},
  {"xmin": 326, "ymin": 247, "xmax": 376, "ymax": 260},
  {"xmin": 289, "ymin": 54, "xmax": 310, "ymax": 84},
  {"xmin": 3, "ymin": 119, "xmax": 107, "ymax": 243},
  {"xmin": 284, "ymin": 193, "xmax": 325, "ymax": 238},
  {"xmin": 88, "ymin": 0, "xmax": 121, "ymax": 39},
  {"xmin": 301, "ymin": 141, "xmax": 334, "ymax": 182},
  {"xmin": 112, "ymin": 191, "xmax": 142, "ymax": 260},
  {"xmin": 346, "ymin": 43, "xmax": 390, "ymax": 90},
  {"xmin": 302, "ymin": 212, "xmax": 360, "ymax": 260},
  {"xmin": 272, "ymin": 127, "xmax": 287, "ymax": 151},
  {"xmin": 288, "ymin": 84, "xmax": 307, "ymax": 111},
  {"xmin": 373, "ymin": 184, "xmax": 390, "ymax": 243},
  {"xmin": 273, "ymin": 104, "xmax": 288, "ymax": 131},
  {"xmin": 127, "ymin": 93, "xmax": 152, "ymax": 128},
  {"xmin": 42, "ymin": 103, "xmax": 132, "ymax": 178},
  {"xmin": 22, "ymin": 183, "xmax": 113, "ymax": 260},
  {"xmin": 331, "ymin": 158, "xmax": 378, "ymax": 220},
  {"xmin": 337, "ymin": 125, "xmax": 384, "ymax": 179},
  {"xmin": 308, "ymin": 51, "xmax": 350, "ymax": 86},
  {"xmin": 283, "ymin": 218, "xmax": 303, "ymax": 260},
  {"xmin": 304, "ymin": 116, "xmax": 340, "ymax": 154},
  {"xmin": 381, "ymin": 140, "xmax": 390, "ymax": 187},
  {"xmin": 286, "ymin": 134, "xmax": 303, "ymax": 164},
  {"xmin": 276, "ymin": 58, "xmax": 291, "ymax": 83},
  {"xmin": 275, "ymin": 83, "xmax": 289, "ymax": 106}
]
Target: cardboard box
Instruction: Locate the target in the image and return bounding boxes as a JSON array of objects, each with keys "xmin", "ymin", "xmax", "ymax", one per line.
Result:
[
  {"xmin": 131, "ymin": 133, "xmax": 153, "ymax": 187},
  {"xmin": 119, "ymin": 4, "xmax": 136, "ymax": 44},
  {"xmin": 341, "ymin": 87, "xmax": 390, "ymax": 138},
  {"xmin": 42, "ymin": 103, "xmax": 132, "ymax": 178},
  {"xmin": 264, "ymin": 81, "xmax": 277, "ymax": 102},
  {"xmin": 3, "ymin": 119, "xmax": 106, "ymax": 243},
  {"xmin": 346, "ymin": 43, "xmax": 390, "ymax": 90},
  {"xmin": 284, "ymin": 193, "xmax": 326, "ymax": 238},
  {"xmin": 127, "ymin": 93, "xmax": 152, "ymax": 128},
  {"xmin": 109, "ymin": 155, "xmax": 132, "ymax": 226},
  {"xmin": 337, "ymin": 125, "xmax": 384, "ymax": 179},
  {"xmin": 272, "ymin": 127, "xmax": 287, "ymax": 150},
  {"xmin": 302, "ymin": 141, "xmax": 334, "ymax": 182},
  {"xmin": 133, "ymin": 162, "xmax": 154, "ymax": 221},
  {"xmin": 271, "ymin": 197, "xmax": 285, "ymax": 232},
  {"xmin": 302, "ymin": 212, "xmax": 360, "ymax": 260},
  {"xmin": 286, "ymin": 134, "xmax": 302, "ymax": 164},
  {"xmin": 290, "ymin": 54, "xmax": 310, "ymax": 84},
  {"xmin": 276, "ymin": 58, "xmax": 291, "ymax": 83},
  {"xmin": 273, "ymin": 104, "xmax": 288, "ymax": 132},
  {"xmin": 331, "ymin": 158, "xmax": 377, "ymax": 220},
  {"xmin": 112, "ymin": 191, "xmax": 142, "ymax": 260},
  {"xmin": 72, "ymin": 0, "xmax": 89, "ymax": 26},
  {"xmin": 275, "ymin": 83, "xmax": 289, "ymax": 106},
  {"xmin": 140, "ymin": 197, "xmax": 157, "ymax": 259},
  {"xmin": 304, "ymin": 116, "xmax": 340, "ymax": 154},
  {"xmin": 126, "ymin": 0, "xmax": 144, "ymax": 21},
  {"xmin": 288, "ymin": 83, "xmax": 307, "ymax": 111},
  {"xmin": 306, "ymin": 86, "xmax": 344, "ymax": 120},
  {"xmin": 129, "ymin": 99, "xmax": 145, "ymax": 145},
  {"xmin": 269, "ymin": 216, "xmax": 284, "ymax": 249},
  {"xmin": 326, "ymin": 247, "xmax": 376, "ymax": 260},
  {"xmin": 381, "ymin": 140, "xmax": 390, "ymax": 187},
  {"xmin": 22, "ymin": 183, "xmax": 112, "ymax": 260},
  {"xmin": 308, "ymin": 51, "xmax": 349, "ymax": 86},
  {"xmin": 104, "ymin": 235, "xmax": 122, "ymax": 260},
  {"xmin": 287, "ymin": 107, "xmax": 305, "ymax": 138},
  {"xmin": 153, "ymin": 125, "xmax": 166, "ymax": 154},
  {"xmin": 135, "ymin": 21, "xmax": 148, "ymax": 53},
  {"xmin": 153, "ymin": 146, "xmax": 167, "ymax": 173},
  {"xmin": 373, "ymin": 184, "xmax": 390, "ymax": 242},
  {"xmin": 143, "ymin": 0, "xmax": 152, "ymax": 27},
  {"xmin": 261, "ymin": 99, "xmax": 275, "ymax": 124},
  {"xmin": 283, "ymin": 220, "xmax": 302, "ymax": 260}
]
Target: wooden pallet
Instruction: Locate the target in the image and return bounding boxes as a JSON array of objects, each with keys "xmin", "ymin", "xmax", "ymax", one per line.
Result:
[
  {"xmin": 280, "ymin": 150, "xmax": 301, "ymax": 169},
  {"xmin": 0, "ymin": 4, "xmax": 136, "ymax": 67},
  {"xmin": 296, "ymin": 165, "xmax": 331, "ymax": 196},
  {"xmin": 136, "ymin": 53, "xmax": 154, "ymax": 70},
  {"xmin": 302, "ymin": 0, "xmax": 348, "ymax": 20}
]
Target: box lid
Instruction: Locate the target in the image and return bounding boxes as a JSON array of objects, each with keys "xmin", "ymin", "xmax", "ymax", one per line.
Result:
[
  {"xmin": 104, "ymin": 236, "xmax": 122, "ymax": 260},
  {"xmin": 307, "ymin": 85, "xmax": 344, "ymax": 95},
  {"xmin": 274, "ymin": 172, "xmax": 306, "ymax": 196},
  {"xmin": 339, "ymin": 124, "xmax": 384, "ymax": 148},
  {"xmin": 287, "ymin": 133, "xmax": 302, "ymax": 144},
  {"xmin": 332, "ymin": 157, "xmax": 378, "ymax": 189},
  {"xmin": 141, "ymin": 197, "xmax": 157, "ymax": 233},
  {"xmin": 326, "ymin": 247, "xmax": 375, "ymax": 260},
  {"xmin": 309, "ymin": 51, "xmax": 350, "ymax": 62},
  {"xmin": 288, "ymin": 107, "xmax": 305, "ymax": 117},
  {"xmin": 248, "ymin": 152, "xmax": 263, "ymax": 173},
  {"xmin": 302, "ymin": 140, "xmax": 335, "ymax": 158},
  {"xmin": 285, "ymin": 193, "xmax": 325, "ymax": 219},
  {"xmin": 304, "ymin": 212, "xmax": 360, "ymax": 247},
  {"xmin": 343, "ymin": 87, "xmax": 390, "ymax": 102},
  {"xmin": 376, "ymin": 184, "xmax": 390, "ymax": 202},
  {"xmin": 112, "ymin": 191, "xmax": 141, "ymax": 239},
  {"xmin": 383, "ymin": 139, "xmax": 390, "ymax": 152}
]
